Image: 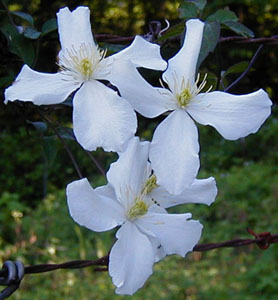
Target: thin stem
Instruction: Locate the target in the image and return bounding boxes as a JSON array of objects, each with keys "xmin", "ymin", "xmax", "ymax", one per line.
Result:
[
  {"xmin": 85, "ymin": 150, "xmax": 106, "ymax": 177},
  {"xmin": 41, "ymin": 111, "xmax": 106, "ymax": 176},
  {"xmin": 224, "ymin": 44, "xmax": 264, "ymax": 93},
  {"xmin": 39, "ymin": 111, "xmax": 83, "ymax": 179}
]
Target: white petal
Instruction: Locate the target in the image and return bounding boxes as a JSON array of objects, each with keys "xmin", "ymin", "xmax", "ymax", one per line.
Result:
[
  {"xmin": 148, "ymin": 236, "xmax": 166, "ymax": 262},
  {"xmin": 57, "ymin": 6, "xmax": 97, "ymax": 55},
  {"xmin": 107, "ymin": 59, "xmax": 175, "ymax": 118},
  {"xmin": 66, "ymin": 178, "xmax": 125, "ymax": 232},
  {"xmin": 163, "ymin": 19, "xmax": 204, "ymax": 92},
  {"xmin": 136, "ymin": 213, "xmax": 203, "ymax": 256},
  {"xmin": 187, "ymin": 89, "xmax": 272, "ymax": 140},
  {"xmin": 73, "ymin": 80, "xmax": 137, "ymax": 152},
  {"xmin": 107, "ymin": 137, "xmax": 151, "ymax": 205},
  {"xmin": 95, "ymin": 183, "xmax": 117, "ymax": 199},
  {"xmin": 150, "ymin": 177, "xmax": 217, "ymax": 208},
  {"xmin": 4, "ymin": 65, "xmax": 79, "ymax": 105},
  {"xmin": 109, "ymin": 221, "xmax": 155, "ymax": 295},
  {"xmin": 150, "ymin": 109, "xmax": 200, "ymax": 195},
  {"xmin": 111, "ymin": 35, "xmax": 167, "ymax": 70}
]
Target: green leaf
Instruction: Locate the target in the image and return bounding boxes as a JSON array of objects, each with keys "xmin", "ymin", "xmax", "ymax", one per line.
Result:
[
  {"xmin": 197, "ymin": 21, "xmax": 220, "ymax": 70},
  {"xmin": 222, "ymin": 61, "xmax": 249, "ymax": 78},
  {"xmin": 0, "ymin": 23, "xmax": 35, "ymax": 65},
  {"xmin": 27, "ymin": 120, "xmax": 48, "ymax": 133},
  {"xmin": 222, "ymin": 21, "xmax": 254, "ymax": 38},
  {"xmin": 41, "ymin": 18, "xmax": 57, "ymax": 36},
  {"xmin": 23, "ymin": 27, "xmax": 41, "ymax": 39},
  {"xmin": 157, "ymin": 21, "xmax": 185, "ymax": 42},
  {"xmin": 179, "ymin": 2, "xmax": 198, "ymax": 19},
  {"xmin": 10, "ymin": 11, "xmax": 34, "ymax": 26},
  {"xmin": 101, "ymin": 43, "xmax": 125, "ymax": 55},
  {"xmin": 42, "ymin": 136, "xmax": 58, "ymax": 167},
  {"xmin": 187, "ymin": 0, "xmax": 207, "ymax": 10},
  {"xmin": 207, "ymin": 9, "xmax": 237, "ymax": 23}
]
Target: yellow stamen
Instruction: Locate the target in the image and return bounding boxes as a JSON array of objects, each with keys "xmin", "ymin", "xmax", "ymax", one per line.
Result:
[
  {"xmin": 58, "ymin": 43, "xmax": 106, "ymax": 82},
  {"xmin": 127, "ymin": 197, "xmax": 148, "ymax": 220},
  {"xmin": 142, "ymin": 174, "xmax": 158, "ymax": 195},
  {"xmin": 176, "ymin": 73, "xmax": 213, "ymax": 108}
]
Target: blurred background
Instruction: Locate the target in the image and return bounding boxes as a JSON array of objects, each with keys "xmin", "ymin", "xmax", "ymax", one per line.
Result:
[{"xmin": 0, "ymin": 0, "xmax": 277, "ymax": 299}]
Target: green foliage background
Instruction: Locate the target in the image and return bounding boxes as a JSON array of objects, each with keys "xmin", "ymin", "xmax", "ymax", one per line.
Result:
[{"xmin": 0, "ymin": 0, "xmax": 277, "ymax": 299}]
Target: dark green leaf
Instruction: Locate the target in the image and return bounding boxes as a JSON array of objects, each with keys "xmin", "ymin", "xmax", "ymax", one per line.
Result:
[
  {"xmin": 187, "ymin": 0, "xmax": 207, "ymax": 10},
  {"xmin": 0, "ymin": 23, "xmax": 35, "ymax": 65},
  {"xmin": 207, "ymin": 9, "xmax": 237, "ymax": 23},
  {"xmin": 10, "ymin": 11, "xmax": 34, "ymax": 26},
  {"xmin": 179, "ymin": 2, "xmax": 198, "ymax": 19},
  {"xmin": 41, "ymin": 18, "xmax": 57, "ymax": 36},
  {"xmin": 23, "ymin": 27, "xmax": 41, "ymax": 39},
  {"xmin": 222, "ymin": 61, "xmax": 249, "ymax": 78},
  {"xmin": 101, "ymin": 43, "xmax": 125, "ymax": 55},
  {"xmin": 157, "ymin": 21, "xmax": 185, "ymax": 42},
  {"xmin": 42, "ymin": 136, "xmax": 58, "ymax": 167},
  {"xmin": 223, "ymin": 21, "xmax": 254, "ymax": 38},
  {"xmin": 197, "ymin": 21, "xmax": 220, "ymax": 70},
  {"xmin": 26, "ymin": 120, "xmax": 48, "ymax": 133}
]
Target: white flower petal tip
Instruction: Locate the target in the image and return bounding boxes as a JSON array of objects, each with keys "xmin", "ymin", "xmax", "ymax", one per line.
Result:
[
  {"xmin": 66, "ymin": 178, "xmax": 125, "ymax": 232},
  {"xmin": 112, "ymin": 35, "xmax": 167, "ymax": 71},
  {"xmin": 107, "ymin": 137, "xmax": 151, "ymax": 200},
  {"xmin": 150, "ymin": 110, "xmax": 200, "ymax": 195},
  {"xmin": 149, "ymin": 177, "xmax": 217, "ymax": 209},
  {"xmin": 187, "ymin": 89, "xmax": 273, "ymax": 140},
  {"xmin": 163, "ymin": 19, "xmax": 204, "ymax": 90},
  {"xmin": 72, "ymin": 81, "xmax": 137, "ymax": 152},
  {"xmin": 4, "ymin": 65, "xmax": 79, "ymax": 105},
  {"xmin": 57, "ymin": 6, "xmax": 96, "ymax": 53},
  {"xmin": 136, "ymin": 213, "xmax": 203, "ymax": 257},
  {"xmin": 109, "ymin": 222, "xmax": 155, "ymax": 295}
]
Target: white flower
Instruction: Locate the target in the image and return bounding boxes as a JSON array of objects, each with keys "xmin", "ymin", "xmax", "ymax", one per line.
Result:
[
  {"xmin": 66, "ymin": 137, "xmax": 217, "ymax": 295},
  {"xmin": 4, "ymin": 6, "xmax": 167, "ymax": 152},
  {"xmin": 109, "ymin": 19, "xmax": 272, "ymax": 195}
]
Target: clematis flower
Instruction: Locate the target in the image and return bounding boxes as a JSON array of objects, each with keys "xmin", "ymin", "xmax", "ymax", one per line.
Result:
[
  {"xmin": 109, "ymin": 19, "xmax": 272, "ymax": 195},
  {"xmin": 66, "ymin": 137, "xmax": 217, "ymax": 295},
  {"xmin": 4, "ymin": 6, "xmax": 166, "ymax": 152}
]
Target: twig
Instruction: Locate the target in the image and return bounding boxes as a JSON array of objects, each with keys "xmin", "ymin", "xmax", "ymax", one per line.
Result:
[
  {"xmin": 219, "ymin": 35, "xmax": 278, "ymax": 44},
  {"xmin": 85, "ymin": 150, "xmax": 106, "ymax": 177},
  {"xmin": 224, "ymin": 44, "xmax": 264, "ymax": 92},
  {"xmin": 39, "ymin": 111, "xmax": 83, "ymax": 179}
]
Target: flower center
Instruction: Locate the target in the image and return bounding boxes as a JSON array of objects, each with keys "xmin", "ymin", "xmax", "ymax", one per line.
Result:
[
  {"xmin": 176, "ymin": 73, "xmax": 212, "ymax": 108},
  {"xmin": 125, "ymin": 174, "xmax": 159, "ymax": 220},
  {"xmin": 58, "ymin": 43, "xmax": 106, "ymax": 82},
  {"xmin": 127, "ymin": 197, "xmax": 148, "ymax": 220},
  {"xmin": 177, "ymin": 85, "xmax": 192, "ymax": 108}
]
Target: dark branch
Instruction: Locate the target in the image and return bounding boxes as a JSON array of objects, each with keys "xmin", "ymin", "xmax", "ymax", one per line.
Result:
[
  {"xmin": 39, "ymin": 111, "xmax": 83, "ymax": 179},
  {"xmin": 224, "ymin": 44, "xmax": 264, "ymax": 92}
]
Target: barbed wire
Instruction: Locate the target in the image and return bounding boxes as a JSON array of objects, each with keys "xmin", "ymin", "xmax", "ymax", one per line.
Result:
[
  {"xmin": 0, "ymin": 230, "xmax": 277, "ymax": 299},
  {"xmin": 94, "ymin": 32, "xmax": 278, "ymax": 45}
]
